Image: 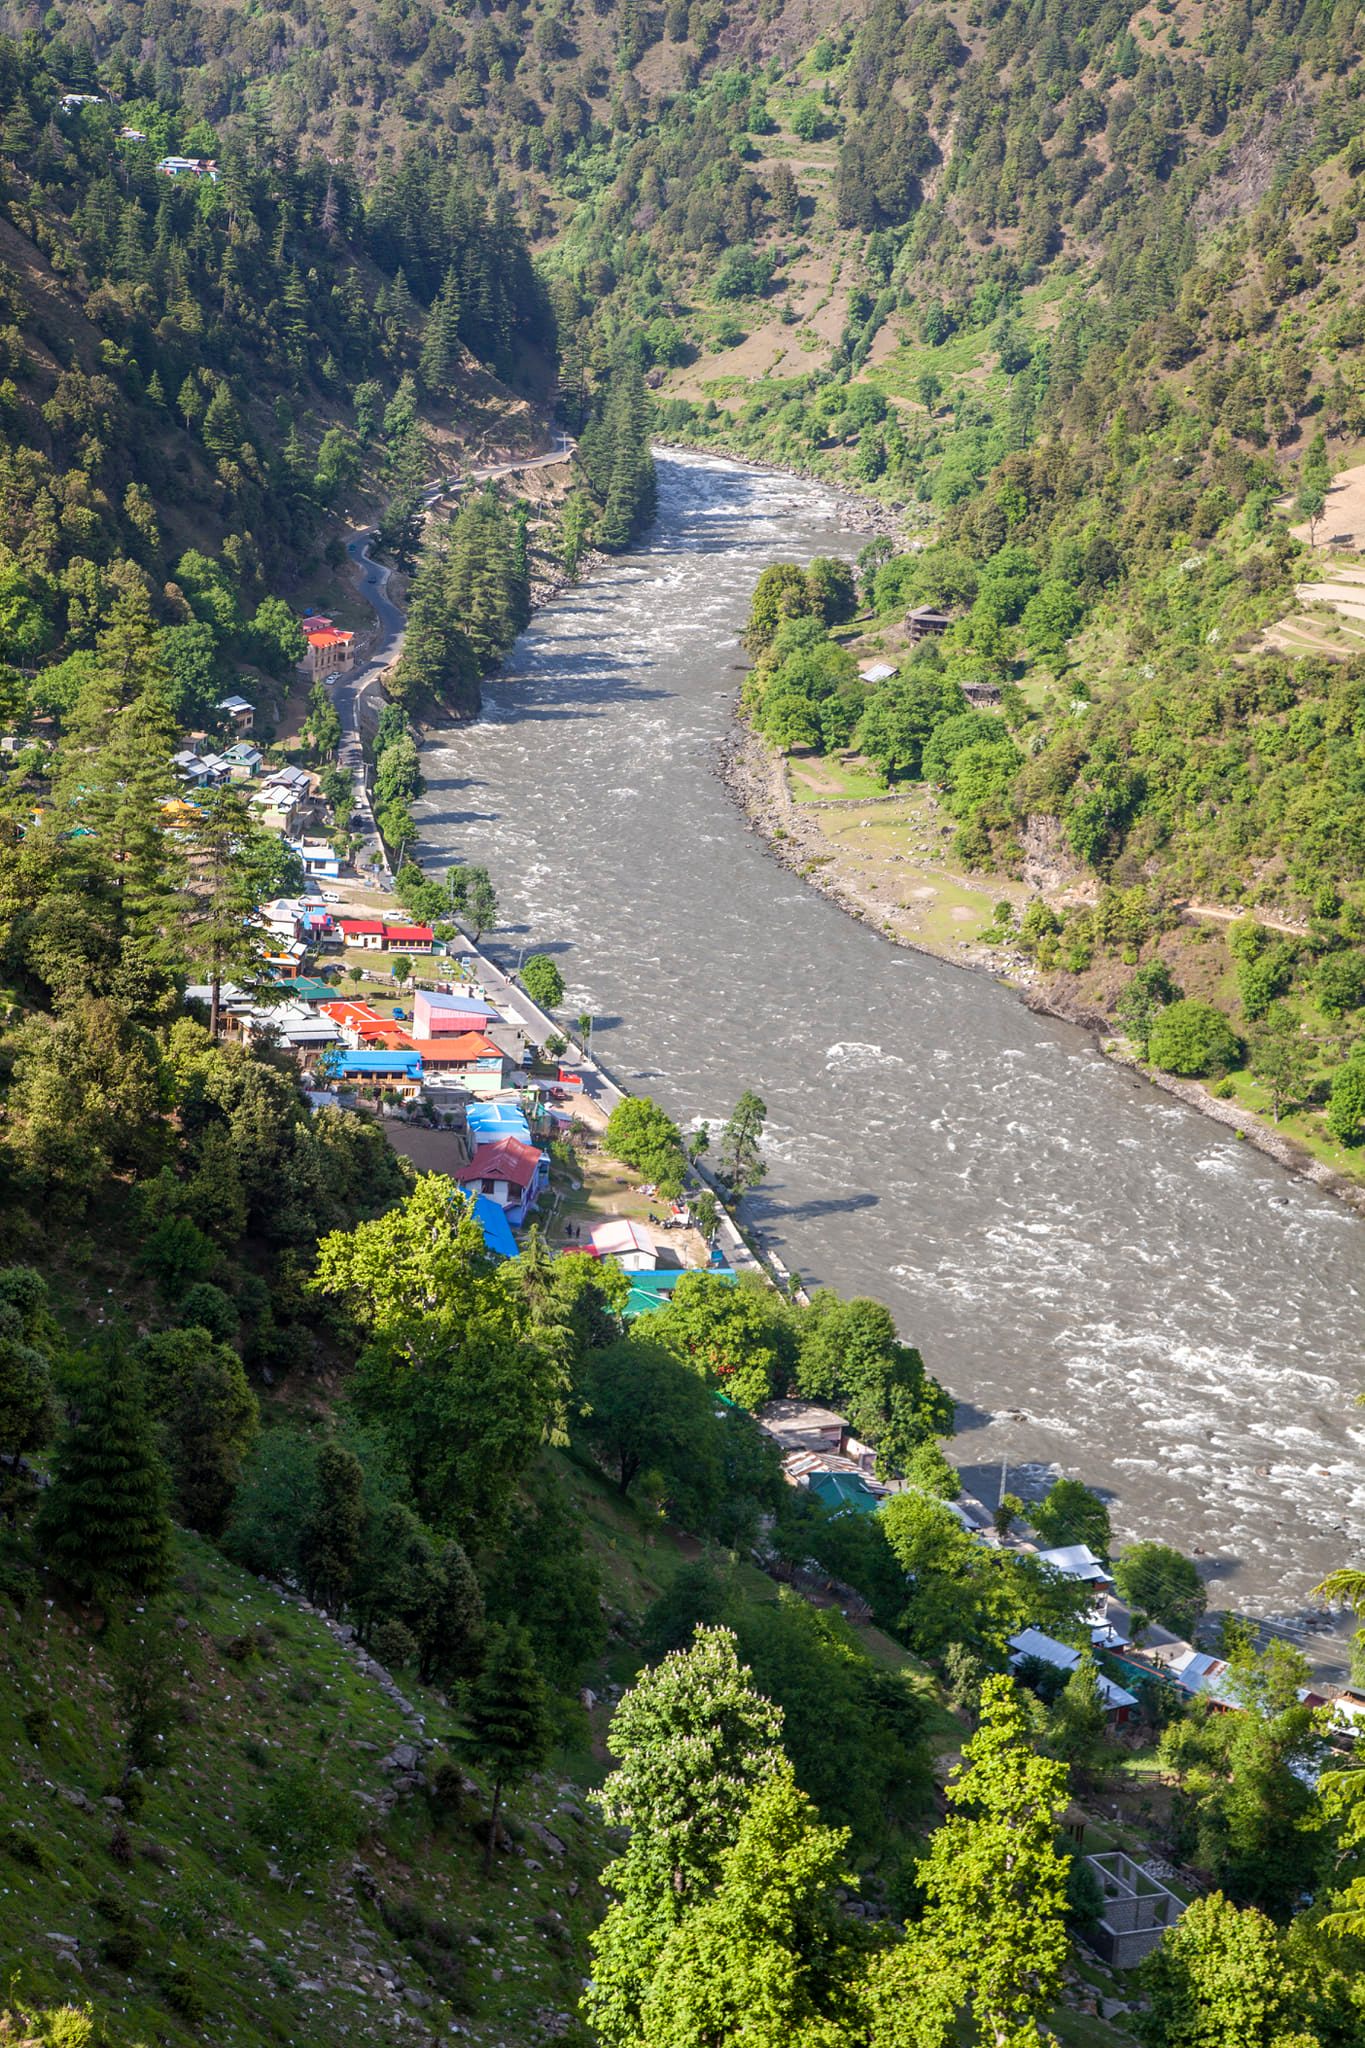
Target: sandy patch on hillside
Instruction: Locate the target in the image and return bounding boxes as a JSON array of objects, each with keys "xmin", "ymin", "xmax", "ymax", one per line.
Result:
[{"xmin": 1292, "ymin": 463, "xmax": 1365, "ymax": 547}]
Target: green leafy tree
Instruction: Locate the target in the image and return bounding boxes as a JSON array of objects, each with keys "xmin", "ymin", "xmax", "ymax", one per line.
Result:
[
  {"xmin": 311, "ymin": 1175, "xmax": 562, "ymax": 1536},
  {"xmin": 637, "ymin": 1762, "xmax": 858, "ymax": 2048},
  {"xmin": 1248, "ymin": 1006, "xmax": 1316, "ymax": 1123},
  {"xmin": 604, "ymin": 1095, "xmax": 688, "ymax": 1194},
  {"xmin": 467, "ymin": 1623, "xmax": 551, "ymax": 1874},
  {"xmin": 574, "ymin": 1332, "xmax": 720, "ymax": 1510},
  {"xmin": 862, "ymin": 1676, "xmax": 1072, "ymax": 2048},
  {"xmin": 1135, "ymin": 1892, "xmax": 1320, "ymax": 2048},
  {"xmin": 1326, "ymin": 1057, "xmax": 1365, "ymax": 1145},
  {"xmin": 446, "ymin": 862, "xmax": 499, "ymax": 940},
  {"xmin": 37, "ymin": 1351, "xmax": 172, "ymax": 1607},
  {"xmin": 797, "ymin": 1292, "xmax": 952, "ymax": 1474},
  {"xmin": 521, "ymin": 954, "xmax": 565, "ymax": 1009},
  {"xmin": 647, "ymin": 1270, "xmax": 790, "ymax": 1411},
  {"xmin": 1115, "ymin": 1541, "xmax": 1206, "ymax": 1638},
  {"xmin": 181, "ymin": 787, "xmax": 301, "ymax": 1037},
  {"xmin": 134, "ymin": 1327, "xmax": 259, "ymax": 1538},
  {"xmin": 1031, "ymin": 1477, "xmax": 1111, "ymax": 1555},
  {"xmin": 298, "ymin": 1440, "xmax": 365, "ymax": 1610},
  {"xmin": 0, "ymin": 1266, "xmax": 58, "ymax": 1470},
  {"xmin": 1116, "ymin": 961, "xmax": 1181, "ymax": 1058},
  {"xmin": 1046, "ymin": 1654, "xmax": 1110, "ymax": 1779},
  {"xmin": 586, "ymin": 1626, "xmax": 786, "ymax": 2047},
  {"xmin": 1147, "ymin": 999, "xmax": 1241, "ymax": 1077}
]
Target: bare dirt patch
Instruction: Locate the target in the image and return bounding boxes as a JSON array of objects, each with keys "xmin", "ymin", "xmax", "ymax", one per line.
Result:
[{"xmin": 1292, "ymin": 462, "xmax": 1365, "ymax": 548}]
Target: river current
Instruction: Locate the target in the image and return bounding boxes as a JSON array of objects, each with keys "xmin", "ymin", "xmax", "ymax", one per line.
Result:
[{"xmin": 416, "ymin": 449, "xmax": 1365, "ymax": 1659}]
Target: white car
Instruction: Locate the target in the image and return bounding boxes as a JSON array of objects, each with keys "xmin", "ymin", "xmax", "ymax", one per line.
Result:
[{"xmin": 322, "ymin": 890, "xmax": 342, "ymax": 904}]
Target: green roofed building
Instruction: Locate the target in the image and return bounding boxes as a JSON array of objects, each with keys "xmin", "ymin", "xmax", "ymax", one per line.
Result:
[
  {"xmin": 622, "ymin": 1266, "xmax": 738, "ymax": 1318},
  {"xmin": 273, "ymin": 975, "xmax": 337, "ymax": 1005},
  {"xmin": 807, "ymin": 1470, "xmax": 885, "ymax": 1518}
]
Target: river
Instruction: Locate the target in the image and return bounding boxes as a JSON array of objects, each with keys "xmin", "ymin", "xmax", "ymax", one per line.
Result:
[{"xmin": 416, "ymin": 448, "xmax": 1365, "ymax": 1663}]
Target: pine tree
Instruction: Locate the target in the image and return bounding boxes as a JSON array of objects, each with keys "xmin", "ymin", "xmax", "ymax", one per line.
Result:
[
  {"xmin": 467, "ymin": 1624, "xmax": 551, "ymax": 1873},
  {"xmin": 36, "ymin": 1349, "xmax": 172, "ymax": 1607},
  {"xmin": 419, "ymin": 269, "xmax": 463, "ymax": 395},
  {"xmin": 298, "ymin": 1441, "xmax": 365, "ymax": 1610}
]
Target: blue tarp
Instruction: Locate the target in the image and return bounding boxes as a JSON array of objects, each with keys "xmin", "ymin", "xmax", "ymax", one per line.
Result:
[{"xmin": 473, "ymin": 1195, "xmax": 518, "ymax": 1260}]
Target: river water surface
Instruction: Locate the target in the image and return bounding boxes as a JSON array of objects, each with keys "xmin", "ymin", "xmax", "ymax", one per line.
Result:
[{"xmin": 417, "ymin": 450, "xmax": 1365, "ymax": 1657}]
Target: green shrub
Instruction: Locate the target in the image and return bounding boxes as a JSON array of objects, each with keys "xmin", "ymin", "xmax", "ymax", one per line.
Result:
[{"xmin": 1147, "ymin": 999, "xmax": 1241, "ymax": 1077}]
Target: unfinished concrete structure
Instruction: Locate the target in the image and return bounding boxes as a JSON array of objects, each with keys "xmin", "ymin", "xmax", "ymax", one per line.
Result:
[{"xmin": 1084, "ymin": 1852, "xmax": 1186, "ymax": 1968}]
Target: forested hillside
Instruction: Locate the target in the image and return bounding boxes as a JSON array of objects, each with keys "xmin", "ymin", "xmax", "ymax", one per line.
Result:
[{"xmin": 3, "ymin": 0, "xmax": 1365, "ymax": 2043}]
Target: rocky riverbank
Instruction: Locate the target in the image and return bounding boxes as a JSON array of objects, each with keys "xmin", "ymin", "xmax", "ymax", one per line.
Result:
[{"xmin": 718, "ymin": 715, "xmax": 1365, "ymax": 1219}]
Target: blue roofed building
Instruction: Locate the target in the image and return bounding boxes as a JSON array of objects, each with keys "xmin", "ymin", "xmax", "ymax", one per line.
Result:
[{"xmin": 334, "ymin": 1048, "xmax": 423, "ymax": 1098}]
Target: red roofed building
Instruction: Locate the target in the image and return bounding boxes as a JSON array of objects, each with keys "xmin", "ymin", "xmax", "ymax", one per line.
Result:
[
  {"xmin": 384, "ymin": 922, "xmax": 435, "ymax": 954},
  {"xmin": 338, "ymin": 919, "xmax": 386, "ymax": 951},
  {"xmin": 454, "ymin": 1137, "xmax": 549, "ymax": 1224},
  {"xmin": 321, "ymin": 999, "xmax": 394, "ymax": 1046},
  {"xmin": 302, "ymin": 623, "xmax": 355, "ymax": 676},
  {"xmin": 406, "ymin": 1031, "xmax": 507, "ymax": 1076}
]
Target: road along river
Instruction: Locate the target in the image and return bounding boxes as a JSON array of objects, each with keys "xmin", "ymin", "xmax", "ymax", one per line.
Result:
[{"xmin": 415, "ymin": 448, "xmax": 1365, "ymax": 1659}]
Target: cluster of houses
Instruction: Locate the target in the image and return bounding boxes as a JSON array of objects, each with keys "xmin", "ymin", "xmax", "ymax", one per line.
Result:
[
  {"xmin": 854, "ymin": 603, "xmax": 1002, "ymax": 708},
  {"xmin": 754, "ymin": 1394, "xmax": 1365, "ymax": 1747}
]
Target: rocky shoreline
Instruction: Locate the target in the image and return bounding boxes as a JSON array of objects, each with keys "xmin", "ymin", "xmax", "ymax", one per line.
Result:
[{"xmin": 716, "ymin": 715, "xmax": 1365, "ymax": 1220}]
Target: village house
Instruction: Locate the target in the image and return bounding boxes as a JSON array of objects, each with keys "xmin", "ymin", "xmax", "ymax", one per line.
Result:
[
  {"xmin": 757, "ymin": 1399, "xmax": 879, "ymax": 1475},
  {"xmin": 589, "ymin": 1219, "xmax": 659, "ymax": 1271},
  {"xmin": 216, "ymin": 740, "xmax": 263, "ymax": 780},
  {"xmin": 385, "ymin": 921, "xmax": 435, "ymax": 955},
  {"xmin": 289, "ymin": 838, "xmax": 343, "ymax": 879},
  {"xmin": 905, "ymin": 604, "xmax": 951, "ymax": 644},
  {"xmin": 172, "ymin": 749, "xmax": 216, "ymax": 787},
  {"xmin": 1007, "ymin": 1627, "xmax": 1139, "ymax": 1724},
  {"xmin": 217, "ymin": 693, "xmax": 255, "ymax": 732},
  {"xmin": 856, "ymin": 658, "xmax": 899, "ymax": 685},
  {"xmin": 466, "ymin": 1101, "xmax": 533, "ymax": 1148},
  {"xmin": 321, "ymin": 999, "xmax": 400, "ymax": 1046},
  {"xmin": 185, "ymin": 985, "xmax": 343, "ymax": 1057},
  {"xmin": 156, "ymin": 155, "xmax": 219, "ymax": 180},
  {"xmin": 405, "ymin": 1031, "xmax": 508, "ymax": 1083},
  {"xmin": 333, "ymin": 1048, "xmax": 423, "ymax": 1098},
  {"xmin": 335, "ymin": 917, "xmax": 434, "ymax": 954},
  {"xmin": 804, "ymin": 1469, "xmax": 887, "ymax": 1519},
  {"xmin": 455, "ymin": 1136, "xmax": 549, "ymax": 1225}
]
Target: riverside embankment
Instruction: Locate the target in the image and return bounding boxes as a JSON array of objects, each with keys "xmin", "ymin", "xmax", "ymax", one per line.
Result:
[{"xmin": 411, "ymin": 447, "xmax": 1365, "ymax": 1665}]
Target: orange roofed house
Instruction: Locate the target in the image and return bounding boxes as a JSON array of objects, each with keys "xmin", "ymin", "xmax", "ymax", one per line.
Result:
[{"xmin": 300, "ymin": 612, "xmax": 355, "ymax": 677}]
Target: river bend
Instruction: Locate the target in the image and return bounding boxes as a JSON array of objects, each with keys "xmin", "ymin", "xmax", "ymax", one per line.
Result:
[{"xmin": 416, "ymin": 450, "xmax": 1365, "ymax": 1658}]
